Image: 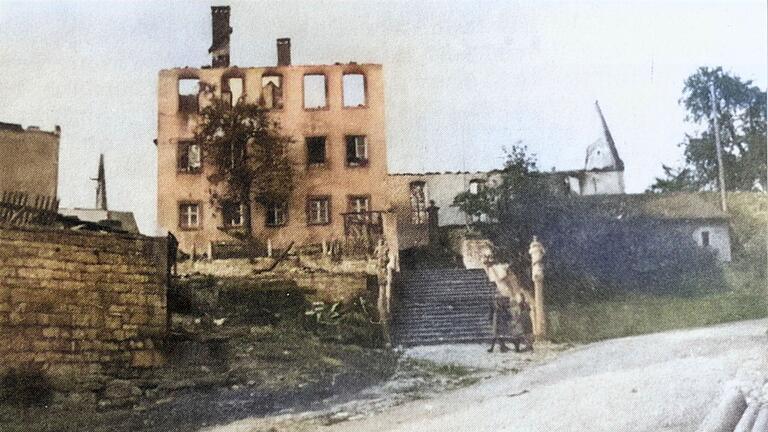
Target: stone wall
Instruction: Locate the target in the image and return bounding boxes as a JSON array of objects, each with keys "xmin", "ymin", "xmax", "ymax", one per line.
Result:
[
  {"xmin": 0, "ymin": 226, "xmax": 167, "ymax": 376},
  {"xmin": 177, "ymin": 257, "xmax": 371, "ymax": 303}
]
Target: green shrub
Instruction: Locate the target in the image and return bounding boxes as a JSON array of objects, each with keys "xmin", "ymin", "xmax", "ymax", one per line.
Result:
[{"xmin": 303, "ymin": 297, "xmax": 386, "ymax": 348}]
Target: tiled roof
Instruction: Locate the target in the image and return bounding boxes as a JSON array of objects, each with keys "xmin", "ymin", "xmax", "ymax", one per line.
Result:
[{"xmin": 564, "ymin": 193, "xmax": 729, "ymax": 221}]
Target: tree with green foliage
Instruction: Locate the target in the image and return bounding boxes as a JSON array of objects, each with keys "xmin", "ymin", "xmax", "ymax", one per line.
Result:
[
  {"xmin": 649, "ymin": 66, "xmax": 767, "ymax": 193},
  {"xmin": 194, "ymin": 98, "xmax": 294, "ymax": 250},
  {"xmin": 452, "ymin": 144, "xmax": 539, "ymax": 226}
]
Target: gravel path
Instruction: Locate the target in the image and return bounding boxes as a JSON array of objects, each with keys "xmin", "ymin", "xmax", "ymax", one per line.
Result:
[{"xmin": 324, "ymin": 319, "xmax": 767, "ymax": 432}]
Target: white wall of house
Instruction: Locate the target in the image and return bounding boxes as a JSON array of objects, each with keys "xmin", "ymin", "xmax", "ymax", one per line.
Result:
[
  {"xmin": 690, "ymin": 223, "xmax": 732, "ymax": 262},
  {"xmin": 580, "ymin": 170, "xmax": 625, "ymax": 195},
  {"xmin": 396, "ymin": 172, "xmax": 499, "ymax": 227}
]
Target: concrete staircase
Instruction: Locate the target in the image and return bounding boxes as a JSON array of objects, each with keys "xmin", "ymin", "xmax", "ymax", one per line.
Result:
[{"xmin": 390, "ymin": 267, "xmax": 496, "ymax": 346}]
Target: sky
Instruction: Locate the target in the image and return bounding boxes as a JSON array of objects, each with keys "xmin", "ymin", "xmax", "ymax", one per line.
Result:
[{"xmin": 0, "ymin": 0, "xmax": 765, "ymax": 234}]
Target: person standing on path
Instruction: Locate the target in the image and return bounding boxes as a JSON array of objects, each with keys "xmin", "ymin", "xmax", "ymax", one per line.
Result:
[{"xmin": 488, "ymin": 294, "xmax": 514, "ymax": 353}]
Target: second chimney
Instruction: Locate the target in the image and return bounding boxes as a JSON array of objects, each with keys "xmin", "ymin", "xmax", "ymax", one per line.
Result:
[
  {"xmin": 277, "ymin": 38, "xmax": 291, "ymax": 66},
  {"xmin": 210, "ymin": 6, "xmax": 232, "ymax": 68}
]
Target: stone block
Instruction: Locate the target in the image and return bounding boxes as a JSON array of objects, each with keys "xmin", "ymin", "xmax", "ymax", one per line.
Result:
[
  {"xmin": 131, "ymin": 350, "xmax": 164, "ymax": 368},
  {"xmin": 104, "ymin": 379, "xmax": 142, "ymax": 401}
]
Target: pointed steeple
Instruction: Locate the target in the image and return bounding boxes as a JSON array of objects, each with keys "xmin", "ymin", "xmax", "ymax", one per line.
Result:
[
  {"xmin": 594, "ymin": 101, "xmax": 624, "ymax": 171},
  {"xmin": 95, "ymin": 154, "xmax": 107, "ymax": 210}
]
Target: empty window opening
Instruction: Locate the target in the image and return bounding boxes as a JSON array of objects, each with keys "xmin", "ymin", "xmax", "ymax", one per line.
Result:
[
  {"xmin": 222, "ymin": 77, "xmax": 244, "ymax": 107},
  {"xmin": 343, "ymin": 74, "xmax": 366, "ymax": 107},
  {"xmin": 261, "ymin": 75, "xmax": 283, "ymax": 109},
  {"xmin": 410, "ymin": 182, "xmax": 427, "ymax": 224},
  {"xmin": 346, "ymin": 135, "xmax": 368, "ymax": 166},
  {"xmin": 179, "ymin": 203, "xmax": 200, "ymax": 228},
  {"xmin": 348, "ymin": 196, "xmax": 370, "ymax": 214},
  {"xmin": 701, "ymin": 231, "xmax": 710, "ymax": 247},
  {"xmin": 266, "ymin": 201, "xmax": 288, "ymax": 226},
  {"xmin": 306, "ymin": 136, "xmax": 326, "ymax": 165},
  {"xmin": 307, "ymin": 197, "xmax": 331, "ymax": 225},
  {"xmin": 226, "ymin": 141, "xmax": 244, "ymax": 169},
  {"xmin": 469, "ymin": 179, "xmax": 486, "ymax": 195},
  {"xmin": 222, "ymin": 201, "xmax": 243, "ymax": 227},
  {"xmin": 303, "ymin": 74, "xmax": 327, "ymax": 109},
  {"xmin": 177, "ymin": 141, "xmax": 202, "ymax": 173},
  {"xmin": 178, "ymin": 78, "xmax": 200, "ymax": 113}
]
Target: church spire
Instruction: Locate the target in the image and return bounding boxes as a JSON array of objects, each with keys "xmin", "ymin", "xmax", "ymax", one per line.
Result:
[
  {"xmin": 594, "ymin": 100, "xmax": 625, "ymax": 171},
  {"xmin": 95, "ymin": 154, "xmax": 107, "ymax": 210}
]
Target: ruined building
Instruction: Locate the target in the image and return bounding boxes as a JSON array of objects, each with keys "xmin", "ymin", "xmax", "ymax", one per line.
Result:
[
  {"xmin": 554, "ymin": 101, "xmax": 626, "ymax": 196},
  {"xmin": 156, "ymin": 7, "xmax": 387, "ymax": 254},
  {"xmin": 0, "ymin": 121, "xmax": 60, "ymax": 198}
]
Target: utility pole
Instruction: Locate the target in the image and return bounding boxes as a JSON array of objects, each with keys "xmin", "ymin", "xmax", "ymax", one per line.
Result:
[{"xmin": 709, "ymin": 83, "xmax": 728, "ymax": 212}]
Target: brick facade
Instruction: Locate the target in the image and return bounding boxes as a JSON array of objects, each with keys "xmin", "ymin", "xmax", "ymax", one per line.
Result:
[{"xmin": 0, "ymin": 226, "xmax": 167, "ymax": 375}]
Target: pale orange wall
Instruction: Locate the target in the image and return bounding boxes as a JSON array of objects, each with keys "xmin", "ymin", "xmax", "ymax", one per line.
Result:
[
  {"xmin": 157, "ymin": 64, "xmax": 387, "ymax": 254},
  {"xmin": 0, "ymin": 127, "xmax": 59, "ymax": 198}
]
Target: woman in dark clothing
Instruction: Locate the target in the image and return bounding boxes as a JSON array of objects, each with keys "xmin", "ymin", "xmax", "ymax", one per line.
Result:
[
  {"xmin": 488, "ymin": 295, "xmax": 514, "ymax": 353},
  {"xmin": 517, "ymin": 297, "xmax": 534, "ymax": 352}
]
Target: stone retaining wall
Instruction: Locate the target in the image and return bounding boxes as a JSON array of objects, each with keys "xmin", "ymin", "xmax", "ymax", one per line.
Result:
[
  {"xmin": 0, "ymin": 226, "xmax": 168, "ymax": 376},
  {"xmin": 178, "ymin": 257, "xmax": 373, "ymax": 302}
]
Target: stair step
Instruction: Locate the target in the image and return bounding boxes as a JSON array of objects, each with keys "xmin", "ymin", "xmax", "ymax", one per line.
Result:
[{"xmin": 391, "ymin": 267, "xmax": 503, "ymax": 347}]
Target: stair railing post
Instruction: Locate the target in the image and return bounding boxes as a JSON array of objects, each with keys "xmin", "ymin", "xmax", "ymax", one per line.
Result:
[{"xmin": 529, "ymin": 236, "xmax": 547, "ymax": 339}]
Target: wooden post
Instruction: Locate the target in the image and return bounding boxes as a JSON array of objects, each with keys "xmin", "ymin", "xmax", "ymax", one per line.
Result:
[{"xmin": 529, "ymin": 236, "xmax": 547, "ymax": 339}]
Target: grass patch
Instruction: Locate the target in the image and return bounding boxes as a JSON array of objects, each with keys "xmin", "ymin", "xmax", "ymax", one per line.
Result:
[{"xmin": 548, "ymin": 265, "xmax": 766, "ymax": 343}]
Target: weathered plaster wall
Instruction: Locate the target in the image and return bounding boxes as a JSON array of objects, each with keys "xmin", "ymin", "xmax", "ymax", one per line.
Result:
[
  {"xmin": 157, "ymin": 63, "xmax": 387, "ymax": 254},
  {"xmin": 0, "ymin": 125, "xmax": 60, "ymax": 198},
  {"xmin": 0, "ymin": 226, "xmax": 167, "ymax": 376},
  {"xmin": 580, "ymin": 170, "xmax": 625, "ymax": 195},
  {"xmin": 691, "ymin": 222, "xmax": 732, "ymax": 262},
  {"xmin": 387, "ymin": 172, "xmax": 501, "ymax": 249}
]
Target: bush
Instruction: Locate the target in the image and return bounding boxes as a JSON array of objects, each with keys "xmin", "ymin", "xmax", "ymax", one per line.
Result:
[
  {"xmin": 303, "ymin": 298, "xmax": 386, "ymax": 348},
  {"xmin": 0, "ymin": 368, "xmax": 53, "ymax": 408}
]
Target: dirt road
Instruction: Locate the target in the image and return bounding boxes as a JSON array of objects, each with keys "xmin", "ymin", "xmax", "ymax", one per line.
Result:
[{"xmin": 325, "ymin": 319, "xmax": 767, "ymax": 432}]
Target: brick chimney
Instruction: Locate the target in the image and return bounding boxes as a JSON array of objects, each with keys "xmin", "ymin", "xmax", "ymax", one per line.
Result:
[
  {"xmin": 277, "ymin": 38, "xmax": 291, "ymax": 66},
  {"xmin": 209, "ymin": 6, "xmax": 231, "ymax": 68}
]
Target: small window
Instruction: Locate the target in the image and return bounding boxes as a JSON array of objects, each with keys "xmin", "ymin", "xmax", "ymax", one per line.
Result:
[
  {"xmin": 306, "ymin": 136, "xmax": 326, "ymax": 166},
  {"xmin": 222, "ymin": 201, "xmax": 243, "ymax": 227},
  {"xmin": 701, "ymin": 231, "xmax": 710, "ymax": 247},
  {"xmin": 266, "ymin": 202, "xmax": 288, "ymax": 227},
  {"xmin": 307, "ymin": 196, "xmax": 331, "ymax": 225},
  {"xmin": 178, "ymin": 78, "xmax": 200, "ymax": 113},
  {"xmin": 346, "ymin": 135, "xmax": 368, "ymax": 166},
  {"xmin": 179, "ymin": 203, "xmax": 200, "ymax": 229},
  {"xmin": 261, "ymin": 75, "xmax": 283, "ymax": 109},
  {"xmin": 177, "ymin": 141, "xmax": 202, "ymax": 173},
  {"xmin": 303, "ymin": 74, "xmax": 327, "ymax": 109},
  {"xmin": 222, "ymin": 77, "xmax": 244, "ymax": 107},
  {"xmin": 227, "ymin": 141, "xmax": 244, "ymax": 169},
  {"xmin": 469, "ymin": 179, "xmax": 485, "ymax": 194},
  {"xmin": 348, "ymin": 196, "xmax": 370, "ymax": 213},
  {"xmin": 410, "ymin": 182, "xmax": 427, "ymax": 224},
  {"xmin": 343, "ymin": 74, "xmax": 366, "ymax": 107}
]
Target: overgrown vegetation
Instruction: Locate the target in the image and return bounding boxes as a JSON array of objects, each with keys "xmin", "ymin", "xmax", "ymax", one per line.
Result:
[
  {"xmin": 303, "ymin": 297, "xmax": 387, "ymax": 348},
  {"xmin": 548, "ymin": 266, "xmax": 766, "ymax": 343},
  {"xmin": 547, "ymin": 192, "xmax": 767, "ymax": 343}
]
